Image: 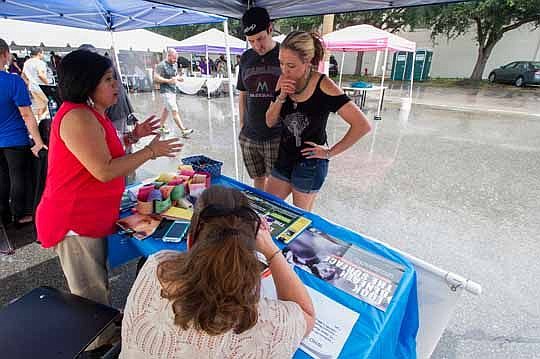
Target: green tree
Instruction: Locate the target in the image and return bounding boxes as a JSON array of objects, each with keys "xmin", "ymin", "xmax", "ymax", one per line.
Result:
[
  {"xmin": 148, "ymin": 19, "xmax": 243, "ymax": 41},
  {"xmin": 426, "ymin": 0, "xmax": 540, "ymax": 80},
  {"xmin": 274, "ymin": 16, "xmax": 323, "ymax": 33}
]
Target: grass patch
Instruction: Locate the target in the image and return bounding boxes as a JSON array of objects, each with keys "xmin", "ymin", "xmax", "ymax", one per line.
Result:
[{"xmin": 330, "ymin": 74, "xmax": 536, "ymax": 90}]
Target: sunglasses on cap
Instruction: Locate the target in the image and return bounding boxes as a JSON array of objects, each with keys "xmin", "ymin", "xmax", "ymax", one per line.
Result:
[{"xmin": 193, "ymin": 204, "xmax": 261, "ymax": 239}]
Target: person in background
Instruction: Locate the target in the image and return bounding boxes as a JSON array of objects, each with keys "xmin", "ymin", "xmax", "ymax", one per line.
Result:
[
  {"xmin": 120, "ymin": 186, "xmax": 315, "ymax": 358},
  {"xmin": 265, "ymin": 31, "xmax": 371, "ymax": 210},
  {"xmin": 22, "ymin": 47, "xmax": 49, "ymax": 120},
  {"xmin": 35, "ymin": 49, "xmax": 182, "ymax": 352},
  {"xmin": 154, "ymin": 49, "xmax": 193, "ymax": 137},
  {"xmin": 0, "ymin": 38, "xmax": 47, "ymax": 226},
  {"xmin": 8, "ymin": 53, "xmax": 22, "ymax": 75},
  {"xmin": 237, "ymin": 7, "xmax": 282, "ymax": 190},
  {"xmin": 329, "ymin": 55, "xmax": 338, "ymax": 77},
  {"xmin": 198, "ymin": 56, "xmax": 209, "ymax": 75},
  {"xmin": 216, "ymin": 54, "xmax": 227, "ymax": 77}
]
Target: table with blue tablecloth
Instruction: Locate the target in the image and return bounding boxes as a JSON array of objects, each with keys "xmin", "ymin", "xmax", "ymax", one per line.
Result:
[{"xmin": 108, "ymin": 175, "xmax": 419, "ymax": 359}]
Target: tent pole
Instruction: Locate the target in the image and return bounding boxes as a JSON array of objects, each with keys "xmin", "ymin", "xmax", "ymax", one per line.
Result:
[
  {"xmin": 224, "ymin": 20, "xmax": 239, "ymax": 180},
  {"xmin": 206, "ymin": 45, "xmax": 210, "ymax": 99},
  {"xmin": 110, "ymin": 31, "xmax": 127, "ymax": 92},
  {"xmin": 189, "ymin": 53, "xmax": 193, "ymax": 76},
  {"xmin": 409, "ymin": 49, "xmax": 415, "ymax": 103},
  {"xmin": 375, "ymin": 47, "xmax": 388, "ymax": 121},
  {"xmin": 373, "ymin": 50, "xmax": 380, "ymax": 76},
  {"xmin": 338, "ymin": 51, "xmax": 345, "ymax": 88}
]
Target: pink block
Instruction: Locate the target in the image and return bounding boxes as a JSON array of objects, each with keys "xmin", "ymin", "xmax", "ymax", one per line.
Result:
[
  {"xmin": 180, "ymin": 169, "xmax": 195, "ymax": 177},
  {"xmin": 137, "ymin": 185, "xmax": 154, "ymax": 201}
]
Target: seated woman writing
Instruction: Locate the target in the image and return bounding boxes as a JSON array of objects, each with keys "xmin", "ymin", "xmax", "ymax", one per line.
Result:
[
  {"xmin": 120, "ymin": 186, "xmax": 315, "ymax": 358},
  {"xmin": 266, "ymin": 31, "xmax": 371, "ymax": 211}
]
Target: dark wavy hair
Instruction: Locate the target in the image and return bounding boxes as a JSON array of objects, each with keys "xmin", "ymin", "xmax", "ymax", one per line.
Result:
[
  {"xmin": 58, "ymin": 49, "xmax": 112, "ymax": 103},
  {"xmin": 157, "ymin": 186, "xmax": 262, "ymax": 335},
  {"xmin": 281, "ymin": 31, "xmax": 325, "ymax": 66}
]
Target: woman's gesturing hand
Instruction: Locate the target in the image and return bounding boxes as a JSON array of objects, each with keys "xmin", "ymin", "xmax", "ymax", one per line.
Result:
[
  {"xmin": 146, "ymin": 134, "xmax": 184, "ymax": 158},
  {"xmin": 133, "ymin": 115, "xmax": 160, "ymax": 139}
]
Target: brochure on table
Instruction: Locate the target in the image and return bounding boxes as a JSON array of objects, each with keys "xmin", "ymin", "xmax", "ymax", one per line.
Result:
[{"xmin": 261, "ymin": 277, "xmax": 359, "ymax": 359}]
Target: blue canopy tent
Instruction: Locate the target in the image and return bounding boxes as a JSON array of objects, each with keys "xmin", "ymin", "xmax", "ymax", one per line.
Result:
[
  {"xmin": 149, "ymin": 0, "xmax": 469, "ymax": 19},
  {"xmin": 0, "ymin": 0, "xmax": 224, "ymax": 31}
]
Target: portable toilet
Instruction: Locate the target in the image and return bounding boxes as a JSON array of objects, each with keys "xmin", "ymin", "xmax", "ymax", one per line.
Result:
[{"xmin": 392, "ymin": 49, "xmax": 433, "ymax": 81}]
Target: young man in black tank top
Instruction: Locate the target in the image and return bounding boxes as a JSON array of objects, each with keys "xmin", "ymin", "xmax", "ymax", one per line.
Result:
[
  {"xmin": 265, "ymin": 31, "xmax": 372, "ymax": 211},
  {"xmin": 237, "ymin": 7, "xmax": 282, "ymax": 190}
]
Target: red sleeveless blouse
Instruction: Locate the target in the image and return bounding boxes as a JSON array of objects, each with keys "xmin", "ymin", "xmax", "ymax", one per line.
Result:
[{"xmin": 36, "ymin": 102, "xmax": 125, "ymax": 248}]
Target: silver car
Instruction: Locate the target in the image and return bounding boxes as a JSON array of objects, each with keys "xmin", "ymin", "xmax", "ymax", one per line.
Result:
[{"xmin": 488, "ymin": 61, "xmax": 540, "ymax": 87}]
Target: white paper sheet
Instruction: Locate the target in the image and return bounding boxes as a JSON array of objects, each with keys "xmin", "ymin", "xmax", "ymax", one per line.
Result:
[{"xmin": 261, "ymin": 276, "xmax": 359, "ymax": 359}]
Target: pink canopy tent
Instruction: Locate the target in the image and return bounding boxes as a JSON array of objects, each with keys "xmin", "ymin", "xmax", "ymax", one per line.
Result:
[{"xmin": 324, "ymin": 24, "xmax": 417, "ymax": 119}]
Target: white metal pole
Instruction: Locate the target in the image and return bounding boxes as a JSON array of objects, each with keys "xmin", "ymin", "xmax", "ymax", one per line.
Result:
[
  {"xmin": 373, "ymin": 50, "xmax": 380, "ymax": 76},
  {"xmin": 409, "ymin": 49, "xmax": 416, "ymax": 102},
  {"xmin": 375, "ymin": 47, "xmax": 388, "ymax": 120},
  {"xmin": 189, "ymin": 53, "xmax": 193, "ymax": 76},
  {"xmin": 205, "ymin": 46, "xmax": 210, "ymax": 99},
  {"xmin": 224, "ymin": 20, "xmax": 239, "ymax": 180},
  {"xmin": 338, "ymin": 52, "xmax": 345, "ymax": 88},
  {"xmin": 110, "ymin": 31, "xmax": 126, "ymax": 91}
]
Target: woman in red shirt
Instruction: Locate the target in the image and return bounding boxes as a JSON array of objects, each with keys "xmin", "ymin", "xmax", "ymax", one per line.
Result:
[{"xmin": 36, "ymin": 50, "xmax": 182, "ymax": 348}]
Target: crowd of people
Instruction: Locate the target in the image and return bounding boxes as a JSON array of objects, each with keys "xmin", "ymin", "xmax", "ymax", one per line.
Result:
[{"xmin": 1, "ymin": 5, "xmax": 372, "ymax": 359}]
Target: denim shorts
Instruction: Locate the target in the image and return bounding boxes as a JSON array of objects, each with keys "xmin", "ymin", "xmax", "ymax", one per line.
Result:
[{"xmin": 272, "ymin": 159, "xmax": 329, "ymax": 194}]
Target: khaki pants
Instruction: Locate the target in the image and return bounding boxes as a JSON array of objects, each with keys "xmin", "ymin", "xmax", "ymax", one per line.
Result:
[{"xmin": 54, "ymin": 235, "xmax": 115, "ymax": 349}]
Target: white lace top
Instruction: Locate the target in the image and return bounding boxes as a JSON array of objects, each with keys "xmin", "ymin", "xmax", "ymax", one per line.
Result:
[{"xmin": 120, "ymin": 251, "xmax": 307, "ymax": 359}]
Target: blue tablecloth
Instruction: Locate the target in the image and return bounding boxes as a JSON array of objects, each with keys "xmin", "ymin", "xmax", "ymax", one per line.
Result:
[{"xmin": 108, "ymin": 175, "xmax": 419, "ymax": 359}]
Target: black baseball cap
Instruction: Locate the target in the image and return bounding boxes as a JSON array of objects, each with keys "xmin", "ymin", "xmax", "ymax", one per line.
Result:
[{"xmin": 242, "ymin": 7, "xmax": 271, "ymax": 36}]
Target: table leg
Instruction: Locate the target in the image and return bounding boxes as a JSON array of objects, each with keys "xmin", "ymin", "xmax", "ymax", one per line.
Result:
[{"xmin": 361, "ymin": 90, "xmax": 367, "ymax": 109}]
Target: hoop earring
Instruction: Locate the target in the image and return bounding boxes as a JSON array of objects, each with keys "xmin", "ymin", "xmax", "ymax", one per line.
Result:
[{"xmin": 87, "ymin": 97, "xmax": 95, "ymax": 108}]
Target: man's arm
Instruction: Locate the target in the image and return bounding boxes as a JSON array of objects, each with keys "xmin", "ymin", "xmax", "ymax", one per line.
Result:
[
  {"xmin": 38, "ymin": 69, "xmax": 48, "ymax": 84},
  {"xmin": 21, "ymin": 71, "xmax": 29, "ymax": 86},
  {"xmin": 238, "ymin": 91, "xmax": 247, "ymax": 129},
  {"xmin": 153, "ymin": 64, "xmax": 175, "ymax": 85}
]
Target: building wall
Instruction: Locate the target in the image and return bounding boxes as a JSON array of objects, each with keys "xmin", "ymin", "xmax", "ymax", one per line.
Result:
[{"xmin": 334, "ymin": 24, "xmax": 540, "ymax": 79}]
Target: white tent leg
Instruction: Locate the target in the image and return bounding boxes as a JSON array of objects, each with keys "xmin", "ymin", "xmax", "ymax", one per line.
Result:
[
  {"xmin": 409, "ymin": 50, "xmax": 415, "ymax": 103},
  {"xmin": 110, "ymin": 31, "xmax": 127, "ymax": 92},
  {"xmin": 206, "ymin": 46, "xmax": 210, "ymax": 99},
  {"xmin": 338, "ymin": 52, "xmax": 345, "ymax": 88},
  {"xmin": 224, "ymin": 20, "xmax": 239, "ymax": 180},
  {"xmin": 189, "ymin": 53, "xmax": 193, "ymax": 76},
  {"xmin": 375, "ymin": 47, "xmax": 388, "ymax": 121},
  {"xmin": 373, "ymin": 50, "xmax": 380, "ymax": 76}
]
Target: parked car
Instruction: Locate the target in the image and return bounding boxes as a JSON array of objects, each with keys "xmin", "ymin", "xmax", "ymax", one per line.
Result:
[{"xmin": 488, "ymin": 61, "xmax": 540, "ymax": 87}]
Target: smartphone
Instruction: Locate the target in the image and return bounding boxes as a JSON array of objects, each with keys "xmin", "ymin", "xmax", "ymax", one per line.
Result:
[
  {"xmin": 162, "ymin": 221, "xmax": 190, "ymax": 243},
  {"xmin": 152, "ymin": 219, "xmax": 175, "ymax": 239}
]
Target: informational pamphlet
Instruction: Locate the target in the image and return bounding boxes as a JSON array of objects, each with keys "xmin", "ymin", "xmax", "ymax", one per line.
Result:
[
  {"xmin": 284, "ymin": 227, "xmax": 405, "ymax": 312},
  {"xmin": 260, "ymin": 277, "xmax": 359, "ymax": 359},
  {"xmin": 301, "ymin": 287, "xmax": 359, "ymax": 359},
  {"xmin": 242, "ymin": 190, "xmax": 302, "ymax": 237}
]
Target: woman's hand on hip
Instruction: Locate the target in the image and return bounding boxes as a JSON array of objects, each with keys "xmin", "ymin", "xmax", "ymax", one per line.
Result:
[{"xmin": 301, "ymin": 141, "xmax": 331, "ymax": 159}]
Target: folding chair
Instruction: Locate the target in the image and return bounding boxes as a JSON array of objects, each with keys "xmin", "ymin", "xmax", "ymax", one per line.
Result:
[{"xmin": 0, "ymin": 286, "xmax": 120, "ymax": 358}]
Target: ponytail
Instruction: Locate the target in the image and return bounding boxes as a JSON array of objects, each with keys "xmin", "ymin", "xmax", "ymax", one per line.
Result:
[{"xmin": 310, "ymin": 32, "xmax": 325, "ymax": 66}]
